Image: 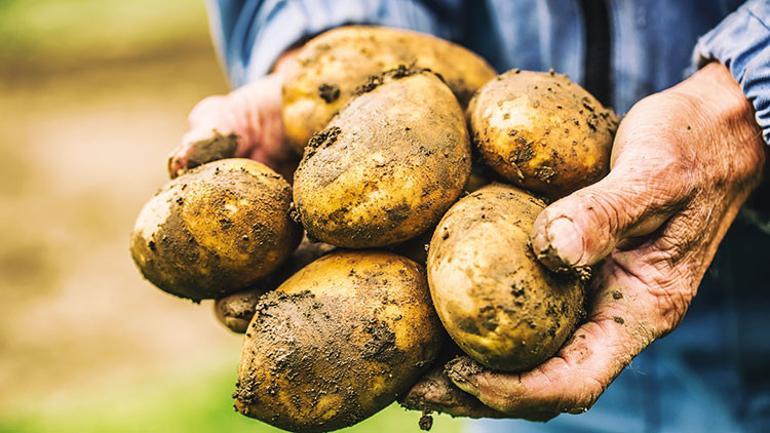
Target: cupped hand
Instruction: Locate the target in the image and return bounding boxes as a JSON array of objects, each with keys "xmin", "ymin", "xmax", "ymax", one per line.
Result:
[
  {"xmin": 403, "ymin": 62, "xmax": 765, "ymax": 420},
  {"xmin": 168, "ymin": 51, "xmax": 298, "ymax": 179}
]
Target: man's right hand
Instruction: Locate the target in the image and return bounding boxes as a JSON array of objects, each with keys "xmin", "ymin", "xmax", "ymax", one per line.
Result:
[{"xmin": 168, "ymin": 52, "xmax": 298, "ymax": 179}]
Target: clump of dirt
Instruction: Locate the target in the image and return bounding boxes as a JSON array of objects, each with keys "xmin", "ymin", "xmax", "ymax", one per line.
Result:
[
  {"xmin": 318, "ymin": 83, "xmax": 340, "ymax": 103},
  {"xmin": 174, "ymin": 130, "xmax": 238, "ymax": 177},
  {"xmin": 419, "ymin": 412, "xmax": 433, "ymax": 431},
  {"xmin": 303, "ymin": 126, "xmax": 341, "ymax": 161},
  {"xmin": 353, "ymin": 65, "xmax": 435, "ymax": 95}
]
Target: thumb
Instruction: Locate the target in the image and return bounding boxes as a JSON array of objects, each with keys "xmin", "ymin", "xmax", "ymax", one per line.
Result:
[{"xmin": 530, "ymin": 165, "xmax": 687, "ymax": 271}]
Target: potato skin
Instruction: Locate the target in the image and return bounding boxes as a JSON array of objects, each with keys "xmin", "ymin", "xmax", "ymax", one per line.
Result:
[
  {"xmin": 234, "ymin": 250, "xmax": 443, "ymax": 432},
  {"xmin": 293, "ymin": 70, "xmax": 471, "ymax": 248},
  {"xmin": 130, "ymin": 159, "xmax": 302, "ymax": 301},
  {"xmin": 469, "ymin": 70, "xmax": 618, "ymax": 198},
  {"xmin": 427, "ymin": 184, "xmax": 585, "ymax": 372},
  {"xmin": 213, "ymin": 237, "xmax": 335, "ymax": 333},
  {"xmin": 283, "ymin": 25, "xmax": 496, "ymax": 153}
]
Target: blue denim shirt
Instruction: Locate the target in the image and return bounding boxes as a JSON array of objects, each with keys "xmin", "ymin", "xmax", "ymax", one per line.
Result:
[
  {"xmin": 207, "ymin": 0, "xmax": 770, "ymax": 142},
  {"xmin": 207, "ymin": 1, "xmax": 770, "ymax": 432}
]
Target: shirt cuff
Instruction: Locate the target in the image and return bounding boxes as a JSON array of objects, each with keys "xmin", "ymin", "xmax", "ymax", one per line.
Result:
[
  {"xmin": 692, "ymin": 0, "xmax": 770, "ymax": 144},
  {"xmin": 228, "ymin": 0, "xmax": 453, "ymax": 88}
]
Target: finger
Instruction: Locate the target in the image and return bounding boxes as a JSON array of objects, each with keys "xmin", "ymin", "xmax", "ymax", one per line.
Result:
[
  {"xmin": 169, "ymin": 75, "xmax": 286, "ymax": 177},
  {"xmin": 399, "ymin": 367, "xmax": 508, "ymax": 419},
  {"xmin": 445, "ymin": 279, "xmax": 653, "ymax": 417},
  {"xmin": 530, "ymin": 162, "xmax": 689, "ymax": 271},
  {"xmin": 168, "ymin": 130, "xmax": 239, "ymax": 178},
  {"xmin": 187, "ymin": 95, "xmax": 228, "ymax": 126},
  {"xmin": 228, "ymin": 75, "xmax": 285, "ymax": 160}
]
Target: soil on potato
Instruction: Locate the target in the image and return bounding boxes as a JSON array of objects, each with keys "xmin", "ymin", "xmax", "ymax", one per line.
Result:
[{"xmin": 235, "ymin": 286, "xmax": 405, "ymax": 431}]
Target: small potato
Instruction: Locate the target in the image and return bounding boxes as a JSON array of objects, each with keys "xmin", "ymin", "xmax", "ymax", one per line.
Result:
[
  {"xmin": 399, "ymin": 364, "xmax": 505, "ymax": 420},
  {"xmin": 130, "ymin": 159, "xmax": 302, "ymax": 301},
  {"xmin": 214, "ymin": 237, "xmax": 335, "ymax": 333},
  {"xmin": 293, "ymin": 69, "xmax": 471, "ymax": 248},
  {"xmin": 469, "ymin": 70, "xmax": 618, "ymax": 198},
  {"xmin": 427, "ymin": 184, "xmax": 585, "ymax": 372},
  {"xmin": 234, "ymin": 250, "xmax": 443, "ymax": 433},
  {"xmin": 283, "ymin": 25, "xmax": 496, "ymax": 153}
]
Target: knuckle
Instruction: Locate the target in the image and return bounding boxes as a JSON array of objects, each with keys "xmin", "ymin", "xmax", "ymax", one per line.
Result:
[{"xmin": 573, "ymin": 187, "xmax": 629, "ymax": 238}]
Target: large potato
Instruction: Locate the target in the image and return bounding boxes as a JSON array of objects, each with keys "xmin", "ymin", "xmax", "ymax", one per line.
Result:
[
  {"xmin": 293, "ymin": 69, "xmax": 471, "ymax": 248},
  {"xmin": 469, "ymin": 70, "xmax": 618, "ymax": 198},
  {"xmin": 427, "ymin": 184, "xmax": 585, "ymax": 372},
  {"xmin": 214, "ymin": 237, "xmax": 335, "ymax": 333},
  {"xmin": 130, "ymin": 159, "xmax": 302, "ymax": 301},
  {"xmin": 234, "ymin": 250, "xmax": 443, "ymax": 432},
  {"xmin": 283, "ymin": 25, "xmax": 496, "ymax": 153}
]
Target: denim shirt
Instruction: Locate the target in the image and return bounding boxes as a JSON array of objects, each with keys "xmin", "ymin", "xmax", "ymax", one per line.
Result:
[
  {"xmin": 207, "ymin": 1, "xmax": 770, "ymax": 432},
  {"xmin": 207, "ymin": 0, "xmax": 770, "ymax": 142}
]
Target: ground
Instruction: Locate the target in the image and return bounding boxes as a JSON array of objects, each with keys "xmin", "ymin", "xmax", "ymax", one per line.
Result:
[{"xmin": 0, "ymin": 1, "xmax": 463, "ymax": 432}]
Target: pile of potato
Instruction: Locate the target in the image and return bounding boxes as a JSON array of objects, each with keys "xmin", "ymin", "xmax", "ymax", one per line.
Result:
[{"xmin": 130, "ymin": 26, "xmax": 618, "ymax": 433}]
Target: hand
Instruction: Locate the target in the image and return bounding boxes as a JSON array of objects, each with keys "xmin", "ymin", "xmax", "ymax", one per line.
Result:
[
  {"xmin": 168, "ymin": 50, "xmax": 299, "ymax": 179},
  {"xmin": 403, "ymin": 62, "xmax": 765, "ymax": 420}
]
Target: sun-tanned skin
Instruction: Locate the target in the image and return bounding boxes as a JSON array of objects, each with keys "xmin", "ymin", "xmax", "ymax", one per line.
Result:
[
  {"xmin": 406, "ymin": 62, "xmax": 766, "ymax": 419},
  {"xmin": 168, "ymin": 50, "xmax": 300, "ymax": 180},
  {"xmin": 171, "ymin": 58, "xmax": 765, "ymax": 419}
]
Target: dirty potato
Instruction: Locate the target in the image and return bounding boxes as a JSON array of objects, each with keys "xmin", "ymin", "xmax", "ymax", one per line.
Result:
[
  {"xmin": 282, "ymin": 25, "xmax": 496, "ymax": 153},
  {"xmin": 427, "ymin": 184, "xmax": 585, "ymax": 372},
  {"xmin": 130, "ymin": 159, "xmax": 302, "ymax": 301},
  {"xmin": 469, "ymin": 70, "xmax": 618, "ymax": 198},
  {"xmin": 293, "ymin": 68, "xmax": 471, "ymax": 248},
  {"xmin": 213, "ymin": 237, "xmax": 335, "ymax": 333},
  {"xmin": 234, "ymin": 250, "xmax": 443, "ymax": 432}
]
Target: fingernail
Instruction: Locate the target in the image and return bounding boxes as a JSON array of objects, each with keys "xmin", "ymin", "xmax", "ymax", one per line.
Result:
[{"xmin": 546, "ymin": 217, "xmax": 584, "ymax": 267}]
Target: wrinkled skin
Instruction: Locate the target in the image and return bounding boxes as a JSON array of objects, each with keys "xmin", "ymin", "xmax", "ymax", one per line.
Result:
[{"xmin": 402, "ymin": 62, "xmax": 766, "ymax": 419}]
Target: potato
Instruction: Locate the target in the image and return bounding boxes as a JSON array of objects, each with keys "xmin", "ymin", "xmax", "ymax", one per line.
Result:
[
  {"xmin": 130, "ymin": 159, "xmax": 302, "ymax": 301},
  {"xmin": 293, "ymin": 69, "xmax": 471, "ymax": 248},
  {"xmin": 214, "ymin": 237, "xmax": 335, "ymax": 333},
  {"xmin": 234, "ymin": 250, "xmax": 443, "ymax": 432},
  {"xmin": 427, "ymin": 184, "xmax": 585, "ymax": 372},
  {"xmin": 283, "ymin": 25, "xmax": 496, "ymax": 153},
  {"xmin": 469, "ymin": 69, "xmax": 618, "ymax": 198},
  {"xmin": 214, "ymin": 289, "xmax": 263, "ymax": 334}
]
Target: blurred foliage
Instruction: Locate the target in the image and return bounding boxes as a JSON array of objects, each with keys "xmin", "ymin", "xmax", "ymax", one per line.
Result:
[
  {"xmin": 0, "ymin": 0, "xmax": 211, "ymax": 66},
  {"xmin": 0, "ymin": 357, "xmax": 462, "ymax": 433},
  {"xmin": 0, "ymin": 1, "xmax": 468, "ymax": 432}
]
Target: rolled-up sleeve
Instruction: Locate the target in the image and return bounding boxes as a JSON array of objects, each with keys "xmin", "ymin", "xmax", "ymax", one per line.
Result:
[
  {"xmin": 693, "ymin": 0, "xmax": 770, "ymax": 144},
  {"xmin": 206, "ymin": 0, "xmax": 462, "ymax": 88}
]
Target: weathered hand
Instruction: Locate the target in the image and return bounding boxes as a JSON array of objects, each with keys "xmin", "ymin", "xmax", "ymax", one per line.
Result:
[
  {"xmin": 168, "ymin": 51, "xmax": 298, "ymax": 179},
  {"xmin": 404, "ymin": 62, "xmax": 765, "ymax": 420}
]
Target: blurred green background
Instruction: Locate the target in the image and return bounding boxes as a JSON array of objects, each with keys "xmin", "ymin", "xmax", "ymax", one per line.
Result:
[{"xmin": 0, "ymin": 1, "xmax": 465, "ymax": 432}]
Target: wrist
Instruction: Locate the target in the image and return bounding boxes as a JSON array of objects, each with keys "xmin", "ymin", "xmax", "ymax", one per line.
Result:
[{"xmin": 671, "ymin": 62, "xmax": 760, "ymax": 144}]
